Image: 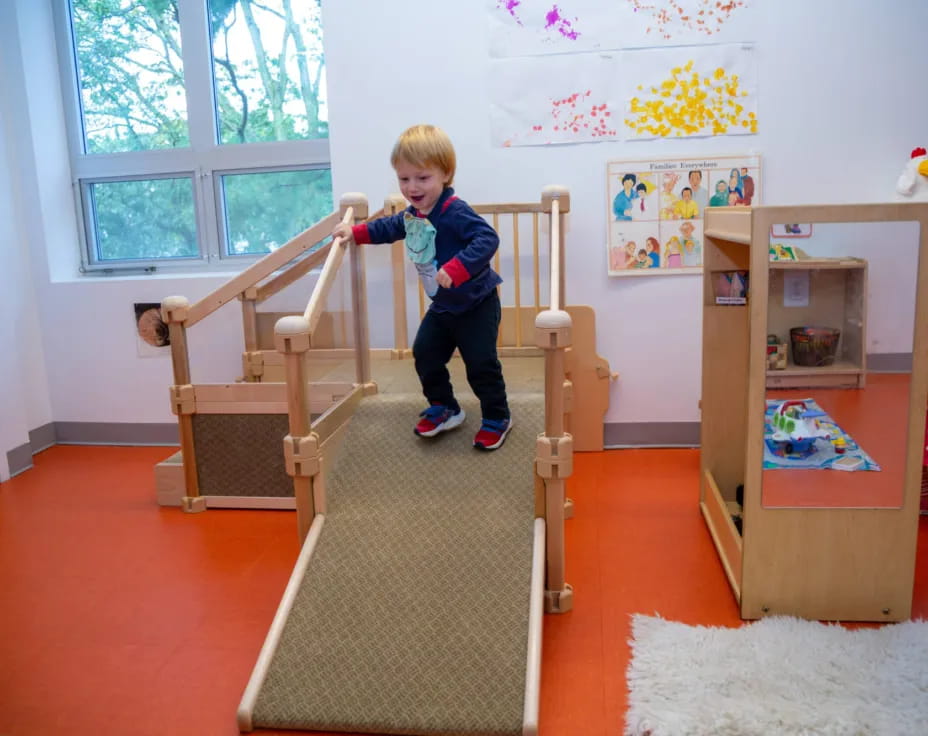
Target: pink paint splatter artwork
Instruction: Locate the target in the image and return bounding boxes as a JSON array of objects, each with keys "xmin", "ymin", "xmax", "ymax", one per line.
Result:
[
  {"xmin": 544, "ymin": 5, "xmax": 580, "ymax": 40},
  {"xmin": 497, "ymin": 0, "xmax": 524, "ymax": 25},
  {"xmin": 501, "ymin": 91, "xmax": 616, "ymax": 146},
  {"xmin": 532, "ymin": 92, "xmax": 615, "ymax": 142},
  {"xmin": 627, "ymin": 0, "xmax": 746, "ymax": 39}
]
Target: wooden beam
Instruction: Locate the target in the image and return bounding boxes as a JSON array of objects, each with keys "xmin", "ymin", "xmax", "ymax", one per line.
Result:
[
  {"xmin": 254, "ymin": 244, "xmax": 331, "ymax": 303},
  {"xmin": 185, "ymin": 212, "xmax": 340, "ymax": 328}
]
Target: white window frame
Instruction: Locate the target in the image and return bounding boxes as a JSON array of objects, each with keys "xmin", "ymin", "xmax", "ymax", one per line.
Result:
[{"xmin": 52, "ymin": 0, "xmax": 331, "ymax": 274}]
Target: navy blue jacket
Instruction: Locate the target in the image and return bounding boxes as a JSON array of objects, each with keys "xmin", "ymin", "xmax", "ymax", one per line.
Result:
[{"xmin": 352, "ymin": 187, "xmax": 502, "ymax": 314}]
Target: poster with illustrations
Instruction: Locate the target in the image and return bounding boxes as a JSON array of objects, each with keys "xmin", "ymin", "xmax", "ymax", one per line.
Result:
[{"xmin": 606, "ymin": 154, "xmax": 761, "ymax": 276}]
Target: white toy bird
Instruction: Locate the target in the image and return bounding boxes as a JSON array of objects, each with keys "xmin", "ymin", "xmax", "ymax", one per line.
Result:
[{"xmin": 896, "ymin": 146, "xmax": 928, "ymax": 200}]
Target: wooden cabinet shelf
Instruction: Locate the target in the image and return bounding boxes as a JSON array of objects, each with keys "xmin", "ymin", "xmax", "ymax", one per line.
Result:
[
  {"xmin": 699, "ymin": 203, "xmax": 928, "ymax": 623},
  {"xmin": 766, "ymin": 258, "xmax": 866, "ymax": 389}
]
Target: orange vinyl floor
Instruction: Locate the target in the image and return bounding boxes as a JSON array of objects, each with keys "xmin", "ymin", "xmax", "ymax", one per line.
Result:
[{"xmin": 1, "ymin": 444, "xmax": 927, "ymax": 736}]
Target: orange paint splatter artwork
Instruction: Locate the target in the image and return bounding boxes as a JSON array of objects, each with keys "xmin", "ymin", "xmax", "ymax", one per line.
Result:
[{"xmin": 626, "ymin": 0, "xmax": 746, "ymax": 40}]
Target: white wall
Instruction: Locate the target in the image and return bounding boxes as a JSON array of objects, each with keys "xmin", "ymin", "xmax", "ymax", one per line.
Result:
[
  {"xmin": 0, "ymin": 0, "xmax": 53, "ymax": 479},
  {"xmin": 1, "ymin": 0, "xmax": 927, "ymax": 461},
  {"xmin": 323, "ymin": 0, "xmax": 928, "ymax": 425}
]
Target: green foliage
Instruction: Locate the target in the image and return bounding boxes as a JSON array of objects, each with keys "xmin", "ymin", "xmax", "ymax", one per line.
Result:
[
  {"xmin": 72, "ymin": 0, "xmax": 331, "ymax": 260},
  {"xmin": 93, "ymin": 178, "xmax": 198, "ymax": 260},
  {"xmin": 222, "ymin": 169, "xmax": 332, "ymax": 255}
]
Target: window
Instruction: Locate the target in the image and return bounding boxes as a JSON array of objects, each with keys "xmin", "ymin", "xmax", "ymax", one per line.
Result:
[{"xmin": 55, "ymin": 0, "xmax": 332, "ymax": 272}]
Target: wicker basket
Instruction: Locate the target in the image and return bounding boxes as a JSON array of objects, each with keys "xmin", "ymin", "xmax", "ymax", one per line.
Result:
[{"xmin": 790, "ymin": 326, "xmax": 840, "ymax": 367}]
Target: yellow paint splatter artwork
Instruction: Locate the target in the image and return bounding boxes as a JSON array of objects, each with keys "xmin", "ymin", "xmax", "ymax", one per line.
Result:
[{"xmin": 625, "ymin": 59, "xmax": 757, "ymax": 138}]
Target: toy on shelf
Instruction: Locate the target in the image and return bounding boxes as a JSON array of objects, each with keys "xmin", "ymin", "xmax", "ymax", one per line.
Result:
[
  {"xmin": 766, "ymin": 334, "xmax": 787, "ymax": 370},
  {"xmin": 896, "ymin": 146, "xmax": 928, "ymax": 200},
  {"xmin": 767, "ymin": 399, "xmax": 831, "ymax": 457}
]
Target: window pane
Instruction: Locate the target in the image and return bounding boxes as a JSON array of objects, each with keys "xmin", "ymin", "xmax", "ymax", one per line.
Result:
[
  {"xmin": 70, "ymin": 0, "xmax": 189, "ymax": 153},
  {"xmin": 221, "ymin": 169, "xmax": 332, "ymax": 255},
  {"xmin": 209, "ymin": 0, "xmax": 328, "ymax": 145},
  {"xmin": 91, "ymin": 178, "xmax": 198, "ymax": 261}
]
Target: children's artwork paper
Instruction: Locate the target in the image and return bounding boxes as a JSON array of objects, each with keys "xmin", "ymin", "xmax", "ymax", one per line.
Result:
[
  {"xmin": 489, "ymin": 53, "xmax": 619, "ymax": 147},
  {"xmin": 488, "ymin": 1, "xmax": 754, "ymax": 57},
  {"xmin": 621, "ymin": 44, "xmax": 757, "ymax": 139},
  {"xmin": 488, "ymin": 0, "xmax": 627, "ymax": 57},
  {"xmin": 618, "ymin": 0, "xmax": 754, "ymax": 46},
  {"xmin": 606, "ymin": 154, "xmax": 761, "ymax": 276}
]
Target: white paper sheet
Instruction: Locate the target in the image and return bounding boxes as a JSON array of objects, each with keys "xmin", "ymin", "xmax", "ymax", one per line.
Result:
[
  {"xmin": 488, "ymin": 0, "xmax": 626, "ymax": 57},
  {"xmin": 488, "ymin": 0, "xmax": 755, "ymax": 58},
  {"xmin": 488, "ymin": 53, "xmax": 620, "ymax": 146},
  {"xmin": 620, "ymin": 43, "xmax": 757, "ymax": 139}
]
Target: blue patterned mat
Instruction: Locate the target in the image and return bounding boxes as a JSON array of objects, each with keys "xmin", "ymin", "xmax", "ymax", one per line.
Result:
[{"xmin": 763, "ymin": 398, "xmax": 881, "ymax": 471}]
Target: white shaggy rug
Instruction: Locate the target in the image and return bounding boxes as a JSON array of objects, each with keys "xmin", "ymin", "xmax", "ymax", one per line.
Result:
[{"xmin": 626, "ymin": 614, "xmax": 928, "ymax": 736}]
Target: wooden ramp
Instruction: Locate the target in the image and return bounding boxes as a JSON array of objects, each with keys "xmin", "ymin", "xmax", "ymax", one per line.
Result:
[{"xmin": 238, "ymin": 393, "xmax": 545, "ymax": 736}]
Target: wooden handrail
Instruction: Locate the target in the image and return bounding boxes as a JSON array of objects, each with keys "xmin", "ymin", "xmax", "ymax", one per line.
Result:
[
  {"xmin": 255, "ymin": 242, "xmax": 332, "ymax": 303},
  {"xmin": 184, "ymin": 211, "xmax": 341, "ymax": 328},
  {"xmin": 302, "ymin": 207, "xmax": 353, "ymax": 332},
  {"xmin": 254, "ymin": 205, "xmax": 384, "ymax": 304},
  {"xmin": 549, "ymin": 199, "xmax": 561, "ymax": 311},
  {"xmin": 473, "ymin": 203, "xmax": 546, "ymax": 215}
]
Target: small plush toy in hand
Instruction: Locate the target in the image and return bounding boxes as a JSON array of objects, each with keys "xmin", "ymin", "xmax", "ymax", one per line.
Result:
[{"xmin": 896, "ymin": 146, "xmax": 928, "ymax": 200}]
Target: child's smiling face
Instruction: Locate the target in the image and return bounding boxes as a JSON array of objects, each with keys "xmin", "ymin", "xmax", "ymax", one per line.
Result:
[{"xmin": 395, "ymin": 160, "xmax": 447, "ymax": 215}]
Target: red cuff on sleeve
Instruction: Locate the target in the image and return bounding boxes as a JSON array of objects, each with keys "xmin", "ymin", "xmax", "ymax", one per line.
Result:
[
  {"xmin": 443, "ymin": 257, "xmax": 471, "ymax": 286},
  {"xmin": 351, "ymin": 223, "xmax": 371, "ymax": 244}
]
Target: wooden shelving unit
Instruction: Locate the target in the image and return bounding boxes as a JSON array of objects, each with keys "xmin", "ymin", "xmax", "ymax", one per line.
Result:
[
  {"xmin": 699, "ymin": 202, "xmax": 928, "ymax": 622},
  {"xmin": 766, "ymin": 258, "xmax": 867, "ymax": 389}
]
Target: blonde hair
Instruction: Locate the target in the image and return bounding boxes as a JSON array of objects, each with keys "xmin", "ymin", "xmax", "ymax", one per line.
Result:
[{"xmin": 390, "ymin": 124, "xmax": 456, "ymax": 186}]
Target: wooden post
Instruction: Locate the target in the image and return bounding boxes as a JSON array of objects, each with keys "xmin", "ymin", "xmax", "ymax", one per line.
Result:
[
  {"xmin": 541, "ymin": 186, "xmax": 570, "ymax": 310},
  {"xmin": 534, "ymin": 307, "xmax": 574, "ymax": 613},
  {"xmin": 387, "ymin": 194, "xmax": 410, "ymax": 356},
  {"xmin": 275, "ymin": 315, "xmax": 317, "ymax": 542},
  {"xmin": 342, "ymin": 193, "xmax": 372, "ymax": 387},
  {"xmin": 161, "ymin": 295, "xmax": 205, "ymax": 513},
  {"xmin": 240, "ymin": 286, "xmax": 260, "ymax": 382}
]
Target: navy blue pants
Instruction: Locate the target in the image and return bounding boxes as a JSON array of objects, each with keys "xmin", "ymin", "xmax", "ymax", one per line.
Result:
[{"xmin": 413, "ymin": 290, "xmax": 510, "ymax": 421}]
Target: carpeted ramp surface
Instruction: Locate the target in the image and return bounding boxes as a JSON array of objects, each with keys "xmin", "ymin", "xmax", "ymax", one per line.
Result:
[{"xmin": 250, "ymin": 392, "xmax": 543, "ymax": 736}]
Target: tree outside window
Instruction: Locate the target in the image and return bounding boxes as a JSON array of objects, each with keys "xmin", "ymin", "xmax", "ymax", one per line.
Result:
[{"xmin": 61, "ymin": 0, "xmax": 332, "ymax": 268}]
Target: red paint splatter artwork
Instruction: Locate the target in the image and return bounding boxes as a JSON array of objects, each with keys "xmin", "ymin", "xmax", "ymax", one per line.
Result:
[{"xmin": 504, "ymin": 91, "xmax": 616, "ymax": 146}]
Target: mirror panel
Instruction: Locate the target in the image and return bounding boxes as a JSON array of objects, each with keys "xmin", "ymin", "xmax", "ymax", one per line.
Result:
[{"xmin": 762, "ymin": 221, "xmax": 919, "ymax": 509}]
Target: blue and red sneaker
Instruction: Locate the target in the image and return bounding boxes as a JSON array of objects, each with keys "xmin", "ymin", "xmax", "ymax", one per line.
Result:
[
  {"xmin": 414, "ymin": 404, "xmax": 465, "ymax": 437},
  {"xmin": 473, "ymin": 417, "xmax": 512, "ymax": 451}
]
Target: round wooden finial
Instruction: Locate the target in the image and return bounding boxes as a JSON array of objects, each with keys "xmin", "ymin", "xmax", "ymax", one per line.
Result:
[
  {"xmin": 160, "ymin": 295, "xmax": 190, "ymax": 323},
  {"xmin": 161, "ymin": 295, "xmax": 189, "ymax": 310},
  {"xmin": 275, "ymin": 315, "xmax": 311, "ymax": 336},
  {"xmin": 535, "ymin": 309, "xmax": 571, "ymax": 330},
  {"xmin": 541, "ymin": 185, "xmax": 571, "ymax": 214},
  {"xmin": 339, "ymin": 192, "xmax": 369, "ymax": 219}
]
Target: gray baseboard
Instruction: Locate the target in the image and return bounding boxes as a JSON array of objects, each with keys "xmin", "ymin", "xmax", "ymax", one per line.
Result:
[
  {"xmin": 6, "ymin": 422, "xmax": 59, "ymax": 477},
  {"xmin": 6, "ymin": 422, "xmax": 178, "ymax": 479},
  {"xmin": 867, "ymin": 352, "xmax": 912, "ymax": 372},
  {"xmin": 604, "ymin": 422, "xmax": 700, "ymax": 448},
  {"xmin": 29, "ymin": 423, "xmax": 57, "ymax": 453},
  {"xmin": 6, "ymin": 442, "xmax": 34, "ymax": 477},
  {"xmin": 54, "ymin": 422, "xmax": 179, "ymax": 446}
]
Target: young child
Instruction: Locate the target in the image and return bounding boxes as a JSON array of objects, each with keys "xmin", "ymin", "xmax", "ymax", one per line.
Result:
[{"xmin": 332, "ymin": 124, "xmax": 512, "ymax": 450}]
